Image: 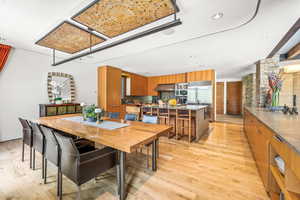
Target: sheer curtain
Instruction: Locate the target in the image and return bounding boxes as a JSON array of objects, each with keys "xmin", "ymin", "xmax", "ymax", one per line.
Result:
[{"xmin": 0, "ymin": 44, "xmax": 11, "ymax": 72}]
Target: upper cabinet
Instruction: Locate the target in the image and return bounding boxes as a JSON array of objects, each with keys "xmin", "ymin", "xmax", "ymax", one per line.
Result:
[
  {"xmin": 98, "ymin": 66, "xmax": 122, "ymax": 112},
  {"xmin": 157, "ymin": 73, "xmax": 187, "ymax": 84},
  {"xmin": 147, "ymin": 76, "xmax": 159, "ymax": 96},
  {"xmin": 147, "ymin": 73, "xmax": 187, "ymax": 96},
  {"xmin": 187, "ymin": 70, "xmax": 215, "ymax": 82},
  {"xmin": 130, "ymin": 73, "xmax": 148, "ymax": 96}
]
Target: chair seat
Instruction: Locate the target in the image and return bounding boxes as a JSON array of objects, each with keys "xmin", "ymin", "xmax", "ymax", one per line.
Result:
[
  {"xmin": 159, "ymin": 115, "xmax": 169, "ymax": 118},
  {"xmin": 74, "ymin": 139, "xmax": 95, "ymax": 154}
]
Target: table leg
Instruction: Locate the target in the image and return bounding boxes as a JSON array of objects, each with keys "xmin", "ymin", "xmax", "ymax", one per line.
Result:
[
  {"xmin": 152, "ymin": 139, "xmax": 158, "ymax": 171},
  {"xmin": 118, "ymin": 151, "xmax": 126, "ymax": 200}
]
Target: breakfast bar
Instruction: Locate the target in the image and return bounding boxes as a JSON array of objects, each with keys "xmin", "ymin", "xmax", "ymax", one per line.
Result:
[{"xmin": 141, "ymin": 105, "xmax": 209, "ymax": 142}]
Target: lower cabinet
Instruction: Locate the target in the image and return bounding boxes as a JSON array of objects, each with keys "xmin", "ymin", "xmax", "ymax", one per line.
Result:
[
  {"xmin": 244, "ymin": 109, "xmax": 300, "ymax": 200},
  {"xmin": 39, "ymin": 103, "xmax": 81, "ymax": 117},
  {"xmin": 244, "ymin": 110, "xmax": 270, "ymax": 191}
]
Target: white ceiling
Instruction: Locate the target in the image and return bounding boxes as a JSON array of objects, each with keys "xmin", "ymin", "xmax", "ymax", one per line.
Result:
[{"xmin": 1, "ymin": 0, "xmax": 300, "ymax": 79}]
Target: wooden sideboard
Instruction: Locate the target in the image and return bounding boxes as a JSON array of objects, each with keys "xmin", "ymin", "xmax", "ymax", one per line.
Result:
[
  {"xmin": 39, "ymin": 103, "xmax": 82, "ymax": 117},
  {"xmin": 244, "ymin": 108, "xmax": 300, "ymax": 200}
]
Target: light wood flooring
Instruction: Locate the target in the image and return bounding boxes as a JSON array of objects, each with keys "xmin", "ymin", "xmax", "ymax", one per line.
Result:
[
  {"xmin": 216, "ymin": 114, "xmax": 244, "ymax": 125},
  {"xmin": 0, "ymin": 122, "xmax": 269, "ymax": 200}
]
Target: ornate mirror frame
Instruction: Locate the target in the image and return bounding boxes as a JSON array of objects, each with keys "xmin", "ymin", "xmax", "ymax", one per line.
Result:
[{"xmin": 47, "ymin": 72, "xmax": 76, "ymax": 103}]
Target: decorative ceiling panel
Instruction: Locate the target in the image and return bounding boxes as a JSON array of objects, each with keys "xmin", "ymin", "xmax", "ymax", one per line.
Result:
[
  {"xmin": 72, "ymin": 0, "xmax": 178, "ymax": 38},
  {"xmin": 36, "ymin": 22, "xmax": 105, "ymax": 54}
]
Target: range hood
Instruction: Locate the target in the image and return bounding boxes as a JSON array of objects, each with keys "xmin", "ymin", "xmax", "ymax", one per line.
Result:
[{"xmin": 155, "ymin": 84, "xmax": 175, "ymax": 92}]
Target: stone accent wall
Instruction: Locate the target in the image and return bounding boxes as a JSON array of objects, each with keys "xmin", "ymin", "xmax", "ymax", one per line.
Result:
[
  {"xmin": 242, "ymin": 73, "xmax": 256, "ymax": 109},
  {"xmin": 280, "ymin": 73, "xmax": 294, "ymax": 106},
  {"xmin": 256, "ymin": 56, "xmax": 280, "ymax": 107},
  {"xmin": 293, "ymin": 72, "xmax": 300, "ymax": 107}
]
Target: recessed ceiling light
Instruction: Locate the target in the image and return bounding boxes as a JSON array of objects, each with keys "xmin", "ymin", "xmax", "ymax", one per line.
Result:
[{"xmin": 212, "ymin": 12, "xmax": 224, "ymax": 20}]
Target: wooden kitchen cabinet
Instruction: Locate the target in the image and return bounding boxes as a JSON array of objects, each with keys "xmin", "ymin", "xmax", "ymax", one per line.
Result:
[
  {"xmin": 131, "ymin": 73, "xmax": 148, "ymax": 96},
  {"xmin": 187, "ymin": 69, "xmax": 215, "ymax": 82},
  {"xmin": 245, "ymin": 108, "xmax": 300, "ymax": 199},
  {"xmin": 157, "ymin": 73, "xmax": 187, "ymax": 84},
  {"xmin": 147, "ymin": 76, "xmax": 159, "ymax": 96},
  {"xmin": 147, "ymin": 73, "xmax": 187, "ymax": 96},
  {"xmin": 244, "ymin": 109, "xmax": 271, "ymax": 191},
  {"xmin": 98, "ymin": 66, "xmax": 122, "ymax": 112}
]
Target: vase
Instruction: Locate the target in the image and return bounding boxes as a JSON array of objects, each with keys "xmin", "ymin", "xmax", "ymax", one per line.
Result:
[
  {"xmin": 87, "ymin": 117, "xmax": 97, "ymax": 122},
  {"xmin": 271, "ymin": 91, "xmax": 280, "ymax": 107}
]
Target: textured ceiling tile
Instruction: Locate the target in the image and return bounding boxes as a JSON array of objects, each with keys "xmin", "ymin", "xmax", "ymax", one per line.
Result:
[
  {"xmin": 72, "ymin": 0, "xmax": 177, "ymax": 37},
  {"xmin": 36, "ymin": 22, "xmax": 105, "ymax": 54}
]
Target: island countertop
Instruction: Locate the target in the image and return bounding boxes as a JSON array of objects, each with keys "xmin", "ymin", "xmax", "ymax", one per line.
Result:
[
  {"xmin": 142, "ymin": 105, "xmax": 208, "ymax": 110},
  {"xmin": 245, "ymin": 106, "xmax": 300, "ymax": 154}
]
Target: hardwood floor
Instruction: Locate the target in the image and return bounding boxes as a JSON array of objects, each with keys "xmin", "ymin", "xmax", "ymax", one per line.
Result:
[
  {"xmin": 0, "ymin": 122, "xmax": 269, "ymax": 200},
  {"xmin": 216, "ymin": 114, "xmax": 244, "ymax": 125}
]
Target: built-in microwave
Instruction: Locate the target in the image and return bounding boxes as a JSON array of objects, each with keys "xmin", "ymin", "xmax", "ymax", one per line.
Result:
[
  {"xmin": 180, "ymin": 90, "xmax": 188, "ymax": 96},
  {"xmin": 175, "ymin": 83, "xmax": 188, "ymax": 96}
]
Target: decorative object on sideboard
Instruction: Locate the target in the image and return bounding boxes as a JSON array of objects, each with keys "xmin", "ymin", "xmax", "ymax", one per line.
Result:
[
  {"xmin": 47, "ymin": 72, "xmax": 75, "ymax": 104},
  {"xmin": 266, "ymin": 72, "xmax": 283, "ymax": 109}
]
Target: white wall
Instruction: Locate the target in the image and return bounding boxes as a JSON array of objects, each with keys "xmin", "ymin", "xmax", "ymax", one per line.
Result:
[{"xmin": 0, "ymin": 48, "xmax": 98, "ymax": 141}]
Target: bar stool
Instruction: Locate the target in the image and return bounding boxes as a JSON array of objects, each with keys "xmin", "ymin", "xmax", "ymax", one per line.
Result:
[
  {"xmin": 158, "ymin": 108, "xmax": 175, "ymax": 138},
  {"xmin": 176, "ymin": 109, "xmax": 193, "ymax": 142},
  {"xmin": 158, "ymin": 108, "xmax": 169, "ymax": 125}
]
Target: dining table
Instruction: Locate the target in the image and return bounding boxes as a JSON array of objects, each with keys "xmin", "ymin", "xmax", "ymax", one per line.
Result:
[{"xmin": 38, "ymin": 114, "xmax": 172, "ymax": 200}]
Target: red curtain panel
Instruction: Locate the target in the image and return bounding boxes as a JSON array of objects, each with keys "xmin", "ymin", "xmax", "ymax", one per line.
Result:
[{"xmin": 0, "ymin": 44, "xmax": 11, "ymax": 72}]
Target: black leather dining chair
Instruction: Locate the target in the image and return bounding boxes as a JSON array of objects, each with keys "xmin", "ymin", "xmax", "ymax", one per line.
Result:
[
  {"xmin": 18, "ymin": 118, "xmax": 33, "ymax": 168},
  {"xmin": 53, "ymin": 131, "xmax": 117, "ymax": 200},
  {"xmin": 40, "ymin": 125, "xmax": 98, "ymax": 197},
  {"xmin": 29, "ymin": 121, "xmax": 45, "ymax": 179},
  {"xmin": 39, "ymin": 125, "xmax": 60, "ymax": 196}
]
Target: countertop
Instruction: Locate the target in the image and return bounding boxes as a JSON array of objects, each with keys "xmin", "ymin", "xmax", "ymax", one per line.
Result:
[
  {"xmin": 142, "ymin": 105, "xmax": 208, "ymax": 110},
  {"xmin": 245, "ymin": 106, "xmax": 300, "ymax": 154}
]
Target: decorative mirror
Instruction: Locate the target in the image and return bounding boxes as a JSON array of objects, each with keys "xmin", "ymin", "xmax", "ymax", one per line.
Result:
[{"xmin": 47, "ymin": 72, "xmax": 75, "ymax": 104}]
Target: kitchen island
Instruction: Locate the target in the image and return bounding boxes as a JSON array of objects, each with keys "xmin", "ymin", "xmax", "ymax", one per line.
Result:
[{"xmin": 141, "ymin": 105, "xmax": 209, "ymax": 142}]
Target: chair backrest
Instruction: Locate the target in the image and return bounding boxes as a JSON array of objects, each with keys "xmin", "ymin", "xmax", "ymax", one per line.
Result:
[
  {"xmin": 53, "ymin": 131, "xmax": 79, "ymax": 183},
  {"xmin": 40, "ymin": 126, "xmax": 59, "ymax": 166},
  {"xmin": 124, "ymin": 113, "xmax": 137, "ymax": 121},
  {"xmin": 18, "ymin": 118, "xmax": 32, "ymax": 146},
  {"xmin": 18, "ymin": 118, "xmax": 31, "ymax": 130},
  {"xmin": 142, "ymin": 115, "xmax": 158, "ymax": 124},
  {"xmin": 29, "ymin": 122, "xmax": 44, "ymax": 154},
  {"xmin": 126, "ymin": 106, "xmax": 140, "ymax": 120},
  {"xmin": 109, "ymin": 112, "xmax": 120, "ymax": 119}
]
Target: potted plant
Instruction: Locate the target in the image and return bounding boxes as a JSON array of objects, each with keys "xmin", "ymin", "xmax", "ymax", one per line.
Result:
[{"xmin": 84, "ymin": 104, "xmax": 97, "ymax": 122}]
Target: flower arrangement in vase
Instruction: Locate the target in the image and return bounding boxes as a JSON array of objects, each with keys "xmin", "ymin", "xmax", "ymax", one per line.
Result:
[
  {"xmin": 267, "ymin": 72, "xmax": 283, "ymax": 109},
  {"xmin": 84, "ymin": 104, "xmax": 97, "ymax": 122}
]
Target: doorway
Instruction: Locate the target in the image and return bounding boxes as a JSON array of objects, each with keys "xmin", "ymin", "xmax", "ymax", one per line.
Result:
[
  {"xmin": 216, "ymin": 82, "xmax": 224, "ymax": 114},
  {"xmin": 226, "ymin": 81, "xmax": 242, "ymax": 115}
]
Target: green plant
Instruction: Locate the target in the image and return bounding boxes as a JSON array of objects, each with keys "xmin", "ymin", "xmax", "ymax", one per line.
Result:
[{"xmin": 84, "ymin": 104, "xmax": 97, "ymax": 119}]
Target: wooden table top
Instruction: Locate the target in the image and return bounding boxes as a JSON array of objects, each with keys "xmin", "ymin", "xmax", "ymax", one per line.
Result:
[{"xmin": 38, "ymin": 114, "xmax": 172, "ymax": 153}]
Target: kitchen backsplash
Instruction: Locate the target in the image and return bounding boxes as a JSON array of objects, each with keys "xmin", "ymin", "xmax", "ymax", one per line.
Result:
[{"xmin": 122, "ymin": 96, "xmax": 154, "ymax": 104}]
